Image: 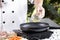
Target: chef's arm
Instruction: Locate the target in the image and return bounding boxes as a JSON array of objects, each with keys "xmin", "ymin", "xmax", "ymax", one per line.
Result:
[
  {"xmin": 34, "ymin": 0, "xmax": 43, "ymax": 8},
  {"xmin": 29, "ymin": 0, "xmax": 43, "ymax": 6},
  {"xmin": 33, "ymin": 0, "xmax": 45, "ymax": 19},
  {"xmin": 29, "ymin": 0, "xmax": 45, "ymax": 19}
]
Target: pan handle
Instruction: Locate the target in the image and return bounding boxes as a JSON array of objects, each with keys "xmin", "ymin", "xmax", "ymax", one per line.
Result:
[{"xmin": 49, "ymin": 26, "xmax": 60, "ymax": 29}]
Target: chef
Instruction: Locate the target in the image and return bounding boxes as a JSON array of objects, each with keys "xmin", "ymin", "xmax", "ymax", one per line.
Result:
[{"xmin": 0, "ymin": 0, "xmax": 45, "ymax": 34}]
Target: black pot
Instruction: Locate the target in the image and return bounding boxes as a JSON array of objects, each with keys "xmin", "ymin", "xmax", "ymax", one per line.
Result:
[{"xmin": 20, "ymin": 22, "xmax": 49, "ymax": 32}]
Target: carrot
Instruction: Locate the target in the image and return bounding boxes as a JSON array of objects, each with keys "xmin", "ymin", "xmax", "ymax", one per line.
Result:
[{"xmin": 9, "ymin": 36, "xmax": 22, "ymax": 40}]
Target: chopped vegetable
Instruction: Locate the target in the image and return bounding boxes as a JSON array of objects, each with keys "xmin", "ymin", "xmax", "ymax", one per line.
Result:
[{"xmin": 8, "ymin": 36, "xmax": 22, "ymax": 40}]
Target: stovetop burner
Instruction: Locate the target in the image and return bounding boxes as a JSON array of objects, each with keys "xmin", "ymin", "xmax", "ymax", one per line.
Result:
[{"xmin": 13, "ymin": 30, "xmax": 53, "ymax": 40}]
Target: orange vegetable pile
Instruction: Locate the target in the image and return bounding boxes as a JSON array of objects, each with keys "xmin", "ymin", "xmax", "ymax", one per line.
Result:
[{"xmin": 8, "ymin": 36, "xmax": 22, "ymax": 40}]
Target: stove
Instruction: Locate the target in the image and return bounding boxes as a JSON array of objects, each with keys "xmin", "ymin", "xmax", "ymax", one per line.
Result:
[{"xmin": 13, "ymin": 30, "xmax": 53, "ymax": 40}]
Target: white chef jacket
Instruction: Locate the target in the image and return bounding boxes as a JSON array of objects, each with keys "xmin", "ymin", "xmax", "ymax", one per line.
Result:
[{"xmin": 0, "ymin": 0, "xmax": 34, "ymax": 32}]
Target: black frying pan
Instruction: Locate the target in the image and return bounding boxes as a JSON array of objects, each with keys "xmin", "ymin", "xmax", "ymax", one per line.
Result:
[{"xmin": 20, "ymin": 22, "xmax": 49, "ymax": 32}]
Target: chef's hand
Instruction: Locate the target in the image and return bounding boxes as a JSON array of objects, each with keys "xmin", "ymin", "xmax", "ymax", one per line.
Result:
[
  {"xmin": 34, "ymin": 0, "xmax": 45, "ymax": 19},
  {"xmin": 35, "ymin": 6, "xmax": 45, "ymax": 19}
]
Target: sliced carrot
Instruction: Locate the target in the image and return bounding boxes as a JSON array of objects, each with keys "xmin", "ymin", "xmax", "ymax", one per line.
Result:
[{"xmin": 8, "ymin": 36, "xmax": 22, "ymax": 40}]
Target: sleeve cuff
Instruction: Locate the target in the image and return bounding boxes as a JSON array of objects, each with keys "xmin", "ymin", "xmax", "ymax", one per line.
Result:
[{"xmin": 29, "ymin": 0, "xmax": 34, "ymax": 4}]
